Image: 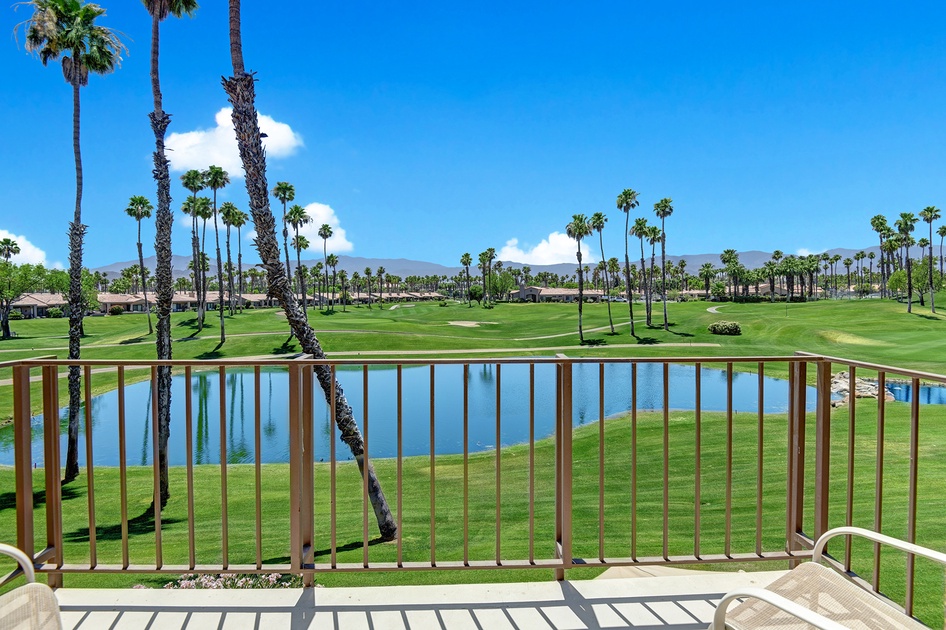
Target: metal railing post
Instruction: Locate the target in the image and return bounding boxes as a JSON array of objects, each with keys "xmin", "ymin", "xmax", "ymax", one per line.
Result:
[
  {"xmin": 555, "ymin": 361, "xmax": 573, "ymax": 580},
  {"xmin": 41, "ymin": 365, "xmax": 63, "ymax": 588},
  {"xmin": 814, "ymin": 359, "xmax": 832, "ymax": 542},
  {"xmin": 13, "ymin": 364, "xmax": 34, "ymax": 556}
]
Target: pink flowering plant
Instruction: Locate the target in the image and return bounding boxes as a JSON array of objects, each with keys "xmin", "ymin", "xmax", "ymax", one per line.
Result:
[{"xmin": 158, "ymin": 573, "xmax": 304, "ymax": 589}]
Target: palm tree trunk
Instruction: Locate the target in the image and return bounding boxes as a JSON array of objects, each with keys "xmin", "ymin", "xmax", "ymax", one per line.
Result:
[
  {"xmin": 191, "ymin": 215, "xmax": 203, "ymax": 331},
  {"xmin": 225, "ymin": 226, "xmax": 235, "ymax": 316},
  {"xmin": 137, "ymin": 221, "xmax": 153, "ymax": 334},
  {"xmin": 576, "ymin": 251, "xmax": 584, "ymax": 343},
  {"xmin": 295, "ymin": 236, "xmax": 307, "ymax": 321},
  {"xmin": 660, "ymin": 221, "xmax": 668, "ymax": 331},
  {"xmin": 223, "ymin": 58, "xmax": 396, "ymax": 540},
  {"xmin": 213, "ymin": 210, "xmax": 226, "ymax": 344},
  {"xmin": 149, "ymin": 11, "xmax": 174, "ymax": 507},
  {"xmin": 65, "ymin": 78, "xmax": 85, "ymax": 484},
  {"xmin": 929, "ymin": 224, "xmax": 936, "ymax": 314},
  {"xmin": 237, "ymin": 228, "xmax": 244, "ymax": 313},
  {"xmin": 623, "ymin": 214, "xmax": 635, "ymax": 336},
  {"xmin": 599, "ymin": 233, "xmax": 614, "ymax": 334},
  {"xmin": 639, "ymin": 240, "xmax": 649, "ymax": 326}
]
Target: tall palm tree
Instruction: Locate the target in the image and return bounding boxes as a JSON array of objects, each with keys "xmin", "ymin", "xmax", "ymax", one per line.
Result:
[
  {"xmin": 20, "ymin": 0, "xmax": 126, "ymax": 484},
  {"xmin": 338, "ymin": 269, "xmax": 348, "ymax": 311},
  {"xmin": 870, "ymin": 215, "xmax": 890, "ymax": 298},
  {"xmin": 590, "ymin": 212, "xmax": 614, "ymax": 333},
  {"xmin": 699, "ymin": 263, "xmax": 715, "ymax": 299},
  {"xmin": 271, "ymin": 181, "xmax": 295, "ymax": 285},
  {"xmin": 193, "ymin": 195, "xmax": 213, "ymax": 320},
  {"xmin": 460, "ymin": 252, "xmax": 472, "ymax": 306},
  {"xmin": 204, "ymin": 165, "xmax": 229, "ymax": 343},
  {"xmin": 478, "ymin": 251, "xmax": 490, "ymax": 305},
  {"xmin": 485, "ymin": 248, "xmax": 496, "ymax": 303},
  {"xmin": 125, "ymin": 195, "xmax": 154, "ymax": 334},
  {"xmin": 223, "ymin": 0, "xmax": 396, "ymax": 539},
  {"xmin": 181, "ymin": 169, "xmax": 206, "ymax": 328},
  {"xmin": 920, "ymin": 206, "xmax": 941, "ymax": 313},
  {"xmin": 631, "ymin": 217, "xmax": 651, "ymax": 325},
  {"xmin": 566, "ymin": 214, "xmax": 592, "ymax": 343},
  {"xmin": 287, "ymin": 204, "xmax": 312, "ymax": 318},
  {"xmin": 938, "ymin": 225, "xmax": 946, "ymax": 280},
  {"xmin": 317, "ymin": 223, "xmax": 333, "ymax": 310},
  {"xmin": 220, "ymin": 201, "xmax": 239, "ymax": 315},
  {"xmin": 376, "ymin": 266, "xmax": 386, "ymax": 307},
  {"xmin": 0, "ymin": 239, "xmax": 20, "ymax": 262},
  {"xmin": 616, "ymin": 189, "xmax": 639, "ymax": 336},
  {"xmin": 646, "ymin": 225, "xmax": 662, "ymax": 311},
  {"xmin": 327, "ymin": 253, "xmax": 339, "ymax": 309},
  {"xmin": 653, "ymin": 198, "xmax": 673, "ymax": 331},
  {"xmin": 896, "ymin": 212, "xmax": 918, "ymax": 313},
  {"xmin": 142, "ymin": 0, "xmax": 199, "ymax": 508},
  {"xmin": 364, "ymin": 267, "xmax": 373, "ymax": 309}
]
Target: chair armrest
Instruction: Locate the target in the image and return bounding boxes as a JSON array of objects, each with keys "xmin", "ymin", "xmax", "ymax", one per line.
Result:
[
  {"xmin": 711, "ymin": 587, "xmax": 850, "ymax": 630},
  {"xmin": 0, "ymin": 544, "xmax": 35, "ymax": 583},
  {"xmin": 813, "ymin": 526, "xmax": 946, "ymax": 566}
]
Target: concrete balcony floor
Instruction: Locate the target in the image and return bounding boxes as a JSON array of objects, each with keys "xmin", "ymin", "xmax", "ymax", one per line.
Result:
[{"xmin": 55, "ymin": 568, "xmax": 787, "ymax": 629}]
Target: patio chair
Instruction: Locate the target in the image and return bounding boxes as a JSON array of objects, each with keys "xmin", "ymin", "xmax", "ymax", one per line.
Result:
[
  {"xmin": 711, "ymin": 527, "xmax": 946, "ymax": 630},
  {"xmin": 0, "ymin": 544, "xmax": 62, "ymax": 630}
]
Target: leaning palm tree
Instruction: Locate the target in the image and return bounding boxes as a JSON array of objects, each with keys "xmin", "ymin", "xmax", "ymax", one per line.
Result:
[
  {"xmin": 125, "ymin": 195, "xmax": 154, "ymax": 334},
  {"xmin": 616, "ymin": 189, "xmax": 639, "ymax": 336},
  {"xmin": 653, "ymin": 198, "xmax": 673, "ymax": 331},
  {"xmin": 142, "ymin": 0, "xmax": 198, "ymax": 507},
  {"xmin": 220, "ymin": 201, "xmax": 239, "ymax": 315},
  {"xmin": 19, "ymin": 0, "xmax": 126, "ymax": 484},
  {"xmin": 181, "ymin": 169, "xmax": 206, "ymax": 328},
  {"xmin": 590, "ymin": 212, "xmax": 614, "ymax": 333},
  {"xmin": 223, "ymin": 0, "xmax": 395, "ymax": 539},
  {"xmin": 566, "ymin": 214, "xmax": 592, "ymax": 343},
  {"xmin": 0, "ymin": 239, "xmax": 20, "ymax": 262},
  {"xmin": 920, "ymin": 206, "xmax": 941, "ymax": 313},
  {"xmin": 287, "ymin": 204, "xmax": 312, "ymax": 318},
  {"xmin": 204, "ymin": 165, "xmax": 229, "ymax": 343},
  {"xmin": 271, "ymin": 181, "xmax": 295, "ymax": 283}
]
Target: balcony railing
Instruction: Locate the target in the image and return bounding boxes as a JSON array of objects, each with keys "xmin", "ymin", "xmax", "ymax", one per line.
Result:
[{"xmin": 1, "ymin": 354, "xmax": 944, "ymax": 622}]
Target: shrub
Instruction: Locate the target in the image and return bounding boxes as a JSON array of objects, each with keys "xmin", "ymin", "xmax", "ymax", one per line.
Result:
[
  {"xmin": 8, "ymin": 311, "xmax": 23, "ymax": 320},
  {"xmin": 108, "ymin": 305, "xmax": 124, "ymax": 316},
  {"xmin": 708, "ymin": 320, "xmax": 741, "ymax": 336},
  {"xmin": 46, "ymin": 307, "xmax": 64, "ymax": 319},
  {"xmin": 158, "ymin": 573, "xmax": 303, "ymax": 590},
  {"xmin": 438, "ymin": 300, "xmax": 448, "ymax": 307}
]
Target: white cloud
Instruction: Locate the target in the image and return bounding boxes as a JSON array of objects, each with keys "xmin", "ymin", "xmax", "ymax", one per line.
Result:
[
  {"xmin": 0, "ymin": 229, "xmax": 58, "ymax": 267},
  {"xmin": 247, "ymin": 202, "xmax": 353, "ymax": 254},
  {"xmin": 498, "ymin": 233, "xmax": 595, "ymax": 266},
  {"xmin": 796, "ymin": 248, "xmax": 824, "ymax": 257},
  {"xmin": 166, "ymin": 108, "xmax": 303, "ymax": 175}
]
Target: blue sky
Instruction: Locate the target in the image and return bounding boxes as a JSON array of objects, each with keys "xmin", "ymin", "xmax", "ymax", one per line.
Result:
[{"xmin": 3, "ymin": 1, "xmax": 946, "ymax": 270}]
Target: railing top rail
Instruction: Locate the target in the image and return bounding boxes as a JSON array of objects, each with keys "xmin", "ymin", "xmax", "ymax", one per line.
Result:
[
  {"xmin": 794, "ymin": 351, "xmax": 946, "ymax": 384},
  {"xmin": 8, "ymin": 355, "xmax": 820, "ymax": 369},
  {"xmin": 0, "ymin": 355, "xmax": 58, "ymax": 369}
]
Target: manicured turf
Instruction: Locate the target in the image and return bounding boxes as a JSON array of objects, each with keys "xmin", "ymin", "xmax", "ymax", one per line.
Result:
[{"xmin": 0, "ymin": 400, "xmax": 943, "ymax": 625}]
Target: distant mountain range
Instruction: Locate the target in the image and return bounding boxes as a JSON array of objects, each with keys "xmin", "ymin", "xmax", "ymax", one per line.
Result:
[{"xmin": 91, "ymin": 246, "xmax": 901, "ymax": 280}]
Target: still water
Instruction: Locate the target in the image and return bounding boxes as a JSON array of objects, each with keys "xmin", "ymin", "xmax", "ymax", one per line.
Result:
[{"xmin": 1, "ymin": 363, "xmax": 824, "ymax": 467}]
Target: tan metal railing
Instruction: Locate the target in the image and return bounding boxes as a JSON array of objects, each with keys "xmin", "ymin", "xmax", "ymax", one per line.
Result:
[{"xmin": 2, "ymin": 354, "xmax": 943, "ymax": 619}]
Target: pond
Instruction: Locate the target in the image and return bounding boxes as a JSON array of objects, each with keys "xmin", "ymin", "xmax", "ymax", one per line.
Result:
[
  {"xmin": 1, "ymin": 363, "xmax": 823, "ymax": 467},
  {"xmin": 886, "ymin": 382, "xmax": 946, "ymax": 405}
]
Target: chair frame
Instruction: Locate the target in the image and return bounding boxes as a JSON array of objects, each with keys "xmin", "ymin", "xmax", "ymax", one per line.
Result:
[{"xmin": 711, "ymin": 526, "xmax": 946, "ymax": 629}]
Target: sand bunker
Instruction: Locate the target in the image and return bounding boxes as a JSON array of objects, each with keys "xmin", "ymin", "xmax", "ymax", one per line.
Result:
[{"xmin": 448, "ymin": 321, "xmax": 497, "ymax": 327}]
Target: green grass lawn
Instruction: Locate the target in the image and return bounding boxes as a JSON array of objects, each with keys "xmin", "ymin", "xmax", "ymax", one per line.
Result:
[
  {"xmin": 1, "ymin": 297, "xmax": 946, "ymax": 623},
  {"xmin": 0, "ymin": 400, "xmax": 943, "ymax": 625}
]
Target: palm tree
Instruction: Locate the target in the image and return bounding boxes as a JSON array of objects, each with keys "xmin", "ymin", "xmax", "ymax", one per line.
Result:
[
  {"xmin": 327, "ymin": 254, "xmax": 339, "ymax": 309},
  {"xmin": 478, "ymin": 251, "xmax": 490, "ymax": 305},
  {"xmin": 631, "ymin": 218, "xmax": 651, "ymax": 325},
  {"xmin": 646, "ymin": 225, "xmax": 662, "ymax": 310},
  {"xmin": 854, "ymin": 251, "xmax": 866, "ymax": 296},
  {"xmin": 460, "ymin": 252, "xmax": 472, "ymax": 306},
  {"xmin": 292, "ymin": 234, "xmax": 310, "ymax": 298},
  {"xmin": 376, "ymin": 266, "xmax": 386, "ymax": 307},
  {"xmin": 699, "ymin": 263, "xmax": 715, "ymax": 300},
  {"xmin": 870, "ymin": 215, "xmax": 890, "ymax": 297},
  {"xmin": 286, "ymin": 205, "xmax": 312, "ymax": 317},
  {"xmin": 566, "ymin": 214, "xmax": 592, "ymax": 343},
  {"xmin": 896, "ymin": 212, "xmax": 918, "ymax": 313},
  {"xmin": 364, "ymin": 267, "xmax": 373, "ymax": 309},
  {"xmin": 316, "ymin": 223, "xmax": 333, "ymax": 311},
  {"xmin": 220, "ymin": 201, "xmax": 239, "ymax": 315},
  {"xmin": 590, "ymin": 212, "xmax": 614, "ymax": 333},
  {"xmin": 920, "ymin": 206, "xmax": 941, "ymax": 313},
  {"xmin": 271, "ymin": 181, "xmax": 295, "ymax": 286},
  {"xmin": 653, "ymin": 198, "xmax": 673, "ymax": 331},
  {"xmin": 938, "ymin": 225, "xmax": 946, "ymax": 281},
  {"xmin": 616, "ymin": 189, "xmax": 639, "ymax": 336},
  {"xmin": 20, "ymin": 0, "xmax": 126, "ymax": 484},
  {"xmin": 125, "ymin": 195, "xmax": 154, "ymax": 334},
  {"xmin": 193, "ymin": 195, "xmax": 213, "ymax": 320},
  {"xmin": 142, "ymin": 0, "xmax": 198, "ymax": 507},
  {"xmin": 205, "ymin": 165, "xmax": 229, "ymax": 343},
  {"xmin": 485, "ymin": 247, "xmax": 496, "ymax": 303},
  {"xmin": 843, "ymin": 258, "xmax": 853, "ymax": 294},
  {"xmin": 0, "ymin": 239, "xmax": 20, "ymax": 262},
  {"xmin": 181, "ymin": 169, "xmax": 206, "ymax": 327},
  {"xmin": 338, "ymin": 269, "xmax": 348, "ymax": 311},
  {"xmin": 222, "ymin": 1, "xmax": 396, "ymax": 539}
]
